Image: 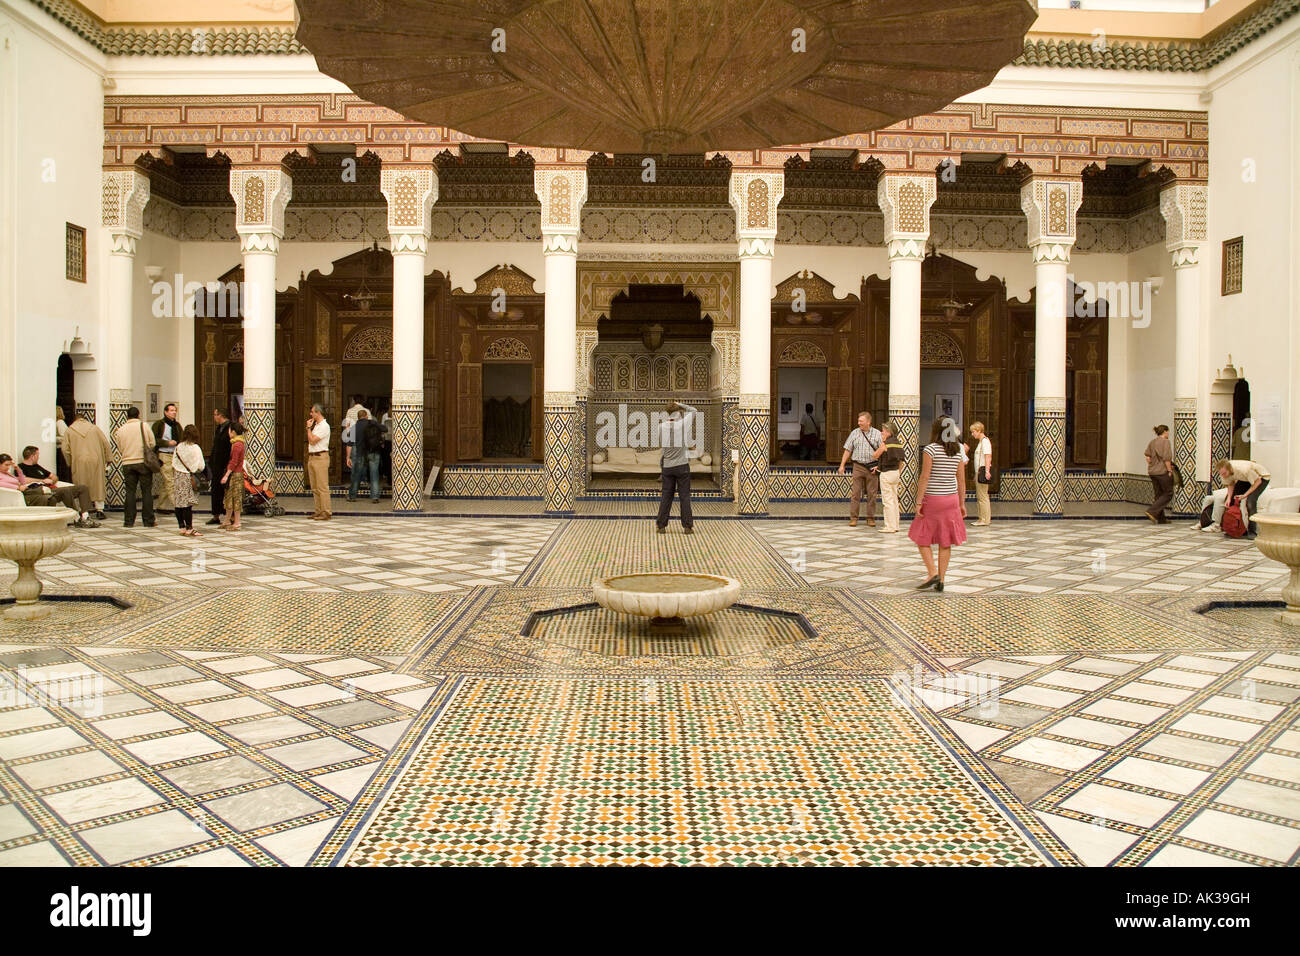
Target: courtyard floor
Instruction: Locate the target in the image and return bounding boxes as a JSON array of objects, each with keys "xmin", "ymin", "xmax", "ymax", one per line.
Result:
[{"xmin": 1, "ymin": 511, "xmax": 1297, "ymax": 866}]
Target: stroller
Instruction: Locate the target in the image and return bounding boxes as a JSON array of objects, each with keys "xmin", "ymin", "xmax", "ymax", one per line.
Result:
[{"xmin": 242, "ymin": 473, "xmax": 285, "ymax": 517}]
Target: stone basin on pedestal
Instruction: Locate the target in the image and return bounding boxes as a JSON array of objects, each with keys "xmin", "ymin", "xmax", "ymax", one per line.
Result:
[
  {"xmin": 0, "ymin": 507, "xmax": 74, "ymax": 620},
  {"xmin": 593, "ymin": 572, "xmax": 741, "ymax": 628},
  {"xmin": 1253, "ymin": 513, "xmax": 1300, "ymax": 626}
]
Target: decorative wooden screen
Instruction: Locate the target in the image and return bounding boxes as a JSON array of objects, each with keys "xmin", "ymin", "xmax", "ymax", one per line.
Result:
[{"xmin": 1072, "ymin": 369, "xmax": 1104, "ymax": 468}]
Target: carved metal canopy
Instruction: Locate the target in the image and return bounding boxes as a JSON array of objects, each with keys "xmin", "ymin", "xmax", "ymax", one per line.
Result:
[{"xmin": 294, "ymin": 0, "xmax": 1038, "ymax": 154}]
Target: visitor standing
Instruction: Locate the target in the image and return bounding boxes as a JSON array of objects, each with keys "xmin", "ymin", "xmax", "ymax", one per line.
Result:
[
  {"xmin": 1216, "ymin": 458, "xmax": 1271, "ymax": 539},
  {"xmin": 799, "ymin": 403, "xmax": 820, "ymax": 460},
  {"xmin": 348, "ymin": 409, "xmax": 381, "ymax": 503},
  {"xmin": 54, "ymin": 406, "xmax": 72, "ymax": 482},
  {"xmin": 1144, "ymin": 424, "xmax": 1174, "ymax": 524},
  {"xmin": 64, "ymin": 411, "xmax": 111, "ymax": 519},
  {"xmin": 342, "ymin": 394, "xmax": 370, "ymax": 475},
  {"xmin": 113, "ymin": 406, "xmax": 156, "ymax": 528},
  {"xmin": 171, "ymin": 424, "xmax": 206, "ymax": 537},
  {"xmin": 207, "ymin": 408, "xmax": 232, "ymax": 525},
  {"xmin": 970, "ymin": 422, "xmax": 993, "ymax": 526},
  {"xmin": 220, "ymin": 422, "xmax": 246, "ymax": 531},
  {"xmin": 307, "ymin": 404, "xmax": 332, "ymax": 520},
  {"xmin": 909, "ymin": 417, "xmax": 967, "ymax": 592},
  {"xmin": 656, "ymin": 400, "xmax": 697, "ymax": 535},
  {"xmin": 872, "ymin": 420, "xmax": 905, "ymax": 533},
  {"xmin": 151, "ymin": 403, "xmax": 181, "ymax": 513},
  {"xmin": 838, "ymin": 411, "xmax": 882, "ymax": 527}
]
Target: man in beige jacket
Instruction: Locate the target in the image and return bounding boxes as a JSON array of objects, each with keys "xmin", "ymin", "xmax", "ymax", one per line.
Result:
[
  {"xmin": 63, "ymin": 411, "xmax": 112, "ymax": 518},
  {"xmin": 112, "ymin": 406, "xmax": 156, "ymax": 527}
]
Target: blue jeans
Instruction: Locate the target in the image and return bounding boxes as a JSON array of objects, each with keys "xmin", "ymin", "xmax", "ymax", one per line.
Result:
[{"xmin": 349, "ymin": 451, "xmax": 380, "ymax": 501}]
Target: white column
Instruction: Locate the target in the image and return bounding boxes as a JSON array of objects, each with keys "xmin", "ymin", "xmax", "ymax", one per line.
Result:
[
  {"xmin": 729, "ymin": 168, "xmax": 784, "ymax": 515},
  {"xmin": 381, "ymin": 166, "xmax": 439, "ymax": 511},
  {"xmin": 1021, "ymin": 178, "xmax": 1083, "ymax": 516},
  {"xmin": 101, "ymin": 169, "xmax": 150, "ymax": 506},
  {"xmin": 230, "ymin": 167, "xmax": 292, "ymax": 482},
  {"xmin": 534, "ymin": 165, "xmax": 587, "ymax": 513},
  {"xmin": 1161, "ymin": 182, "xmax": 1207, "ymax": 513},
  {"xmin": 877, "ymin": 171, "xmax": 937, "ymax": 513}
]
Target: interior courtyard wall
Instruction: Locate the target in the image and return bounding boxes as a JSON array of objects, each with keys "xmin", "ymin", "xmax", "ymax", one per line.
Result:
[
  {"xmin": 1, "ymin": 2, "xmax": 106, "ymax": 464},
  {"xmin": 1206, "ymin": 26, "xmax": 1299, "ymax": 485},
  {"xmin": 1124, "ymin": 241, "xmax": 1180, "ymax": 475}
]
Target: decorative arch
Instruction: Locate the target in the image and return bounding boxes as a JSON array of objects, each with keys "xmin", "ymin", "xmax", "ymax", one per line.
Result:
[
  {"xmin": 920, "ymin": 329, "xmax": 964, "ymax": 367},
  {"xmin": 341, "ymin": 325, "xmax": 393, "ymax": 361},
  {"xmin": 779, "ymin": 340, "xmax": 828, "ymax": 365},
  {"xmin": 482, "ymin": 336, "xmax": 532, "ymax": 361}
]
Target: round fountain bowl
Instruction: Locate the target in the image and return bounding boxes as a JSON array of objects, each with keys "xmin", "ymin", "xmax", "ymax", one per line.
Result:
[
  {"xmin": 0, "ymin": 507, "xmax": 75, "ymax": 620},
  {"xmin": 593, "ymin": 572, "xmax": 741, "ymax": 625},
  {"xmin": 1254, "ymin": 513, "xmax": 1300, "ymax": 626}
]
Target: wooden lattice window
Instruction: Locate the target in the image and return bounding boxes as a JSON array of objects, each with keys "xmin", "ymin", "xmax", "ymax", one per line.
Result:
[
  {"xmin": 65, "ymin": 224, "xmax": 86, "ymax": 282},
  {"xmin": 1221, "ymin": 237, "xmax": 1243, "ymax": 295}
]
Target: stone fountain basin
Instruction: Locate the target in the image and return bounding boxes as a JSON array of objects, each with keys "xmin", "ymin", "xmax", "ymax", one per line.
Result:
[
  {"xmin": 1254, "ymin": 513, "xmax": 1300, "ymax": 626},
  {"xmin": 593, "ymin": 572, "xmax": 741, "ymax": 621},
  {"xmin": 0, "ymin": 506, "xmax": 75, "ymax": 620}
]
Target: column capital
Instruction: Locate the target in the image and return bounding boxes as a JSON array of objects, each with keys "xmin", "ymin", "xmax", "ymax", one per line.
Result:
[
  {"xmin": 102, "ymin": 169, "xmax": 150, "ymax": 252},
  {"xmin": 533, "ymin": 165, "xmax": 588, "ymax": 245},
  {"xmin": 380, "ymin": 165, "xmax": 439, "ymax": 250},
  {"xmin": 729, "ymin": 168, "xmax": 784, "ymax": 243},
  {"xmin": 1020, "ymin": 176, "xmax": 1083, "ymax": 256},
  {"xmin": 877, "ymin": 170, "xmax": 937, "ymax": 253},
  {"xmin": 230, "ymin": 167, "xmax": 293, "ymax": 251},
  {"xmin": 1160, "ymin": 181, "xmax": 1207, "ymax": 265}
]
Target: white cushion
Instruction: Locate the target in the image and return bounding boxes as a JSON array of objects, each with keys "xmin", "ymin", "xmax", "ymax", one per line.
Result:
[
  {"xmin": 591, "ymin": 451, "xmax": 606, "ymax": 464},
  {"xmin": 700, "ymin": 453, "xmax": 712, "ymax": 466},
  {"xmin": 635, "ymin": 449, "xmax": 662, "ymax": 466},
  {"xmin": 1261, "ymin": 487, "xmax": 1300, "ymax": 514},
  {"xmin": 606, "ymin": 447, "xmax": 637, "ymax": 465}
]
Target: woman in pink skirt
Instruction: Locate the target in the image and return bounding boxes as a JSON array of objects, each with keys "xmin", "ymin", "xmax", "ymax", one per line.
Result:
[{"xmin": 908, "ymin": 417, "xmax": 967, "ymax": 592}]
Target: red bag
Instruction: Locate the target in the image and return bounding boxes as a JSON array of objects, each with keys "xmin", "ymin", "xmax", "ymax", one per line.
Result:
[{"xmin": 1222, "ymin": 501, "xmax": 1247, "ymax": 538}]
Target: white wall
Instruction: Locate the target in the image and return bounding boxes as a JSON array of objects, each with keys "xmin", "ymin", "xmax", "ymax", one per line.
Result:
[
  {"xmin": 0, "ymin": 1, "xmax": 105, "ymax": 464},
  {"xmin": 1204, "ymin": 28, "xmax": 1300, "ymax": 485}
]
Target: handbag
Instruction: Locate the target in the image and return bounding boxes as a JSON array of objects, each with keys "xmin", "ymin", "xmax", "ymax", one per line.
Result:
[
  {"xmin": 140, "ymin": 422, "xmax": 163, "ymax": 474},
  {"xmin": 976, "ymin": 468, "xmax": 992, "ymax": 485}
]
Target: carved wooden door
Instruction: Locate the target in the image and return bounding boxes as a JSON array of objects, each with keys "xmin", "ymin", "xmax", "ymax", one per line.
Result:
[
  {"xmin": 458, "ymin": 363, "xmax": 482, "ymax": 460},
  {"xmin": 1073, "ymin": 369, "xmax": 1104, "ymax": 468},
  {"xmin": 827, "ymin": 365, "xmax": 852, "ymax": 463}
]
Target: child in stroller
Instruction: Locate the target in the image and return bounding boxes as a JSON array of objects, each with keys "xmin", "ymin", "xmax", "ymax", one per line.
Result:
[{"xmin": 242, "ymin": 473, "xmax": 285, "ymax": 517}]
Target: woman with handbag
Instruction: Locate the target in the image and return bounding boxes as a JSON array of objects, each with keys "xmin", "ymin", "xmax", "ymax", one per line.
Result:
[
  {"xmin": 970, "ymin": 422, "xmax": 993, "ymax": 526},
  {"xmin": 171, "ymin": 424, "xmax": 207, "ymax": 537}
]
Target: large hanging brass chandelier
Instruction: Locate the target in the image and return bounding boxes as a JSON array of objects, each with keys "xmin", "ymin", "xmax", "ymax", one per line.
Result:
[{"xmin": 295, "ymin": 0, "xmax": 1038, "ymax": 154}]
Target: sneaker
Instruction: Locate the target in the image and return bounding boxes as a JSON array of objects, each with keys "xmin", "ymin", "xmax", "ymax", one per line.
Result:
[
  {"xmin": 93, "ymin": 510, "xmax": 106, "ymax": 520},
  {"xmin": 1200, "ymin": 523, "xmax": 1220, "ymax": 533},
  {"xmin": 75, "ymin": 517, "xmax": 101, "ymax": 529},
  {"xmin": 684, "ymin": 527, "xmax": 694, "ymax": 535},
  {"xmin": 866, "ymin": 519, "xmax": 876, "ymax": 527},
  {"xmin": 849, "ymin": 517, "xmax": 858, "ymax": 527}
]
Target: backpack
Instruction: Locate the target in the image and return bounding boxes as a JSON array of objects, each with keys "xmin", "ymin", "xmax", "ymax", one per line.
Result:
[
  {"xmin": 1222, "ymin": 500, "xmax": 1247, "ymax": 538},
  {"xmin": 361, "ymin": 420, "xmax": 383, "ymax": 454}
]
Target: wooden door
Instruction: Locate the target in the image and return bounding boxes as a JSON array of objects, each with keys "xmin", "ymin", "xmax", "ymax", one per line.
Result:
[
  {"xmin": 305, "ymin": 364, "xmax": 341, "ymax": 482},
  {"xmin": 458, "ymin": 362, "xmax": 482, "ymax": 460},
  {"xmin": 200, "ymin": 358, "xmax": 227, "ymax": 450},
  {"xmin": 1073, "ymin": 369, "xmax": 1104, "ymax": 468},
  {"xmin": 827, "ymin": 365, "xmax": 852, "ymax": 463}
]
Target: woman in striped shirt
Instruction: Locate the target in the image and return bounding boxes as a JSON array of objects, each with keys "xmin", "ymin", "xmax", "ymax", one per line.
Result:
[{"xmin": 908, "ymin": 417, "xmax": 967, "ymax": 591}]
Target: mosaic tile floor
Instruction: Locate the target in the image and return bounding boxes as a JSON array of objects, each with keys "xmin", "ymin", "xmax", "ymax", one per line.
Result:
[{"xmin": 2, "ymin": 516, "xmax": 1298, "ymax": 866}]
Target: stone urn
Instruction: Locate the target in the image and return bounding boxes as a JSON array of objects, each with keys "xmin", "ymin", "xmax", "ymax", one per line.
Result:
[
  {"xmin": 0, "ymin": 507, "xmax": 74, "ymax": 620},
  {"xmin": 593, "ymin": 572, "xmax": 741, "ymax": 627},
  {"xmin": 1253, "ymin": 513, "xmax": 1300, "ymax": 626}
]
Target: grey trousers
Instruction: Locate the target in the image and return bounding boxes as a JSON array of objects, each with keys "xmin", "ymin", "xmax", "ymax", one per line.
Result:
[{"xmin": 657, "ymin": 464, "xmax": 693, "ymax": 529}]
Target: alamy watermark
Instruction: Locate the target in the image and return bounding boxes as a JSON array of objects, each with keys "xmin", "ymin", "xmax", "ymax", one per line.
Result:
[{"xmin": 592, "ymin": 404, "xmax": 706, "ymax": 456}]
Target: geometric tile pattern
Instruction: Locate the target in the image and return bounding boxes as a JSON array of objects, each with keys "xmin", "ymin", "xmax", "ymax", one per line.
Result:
[
  {"xmin": 573, "ymin": 398, "xmax": 587, "ymax": 499},
  {"xmin": 1033, "ymin": 400, "xmax": 1066, "ymax": 515},
  {"xmin": 719, "ymin": 400, "xmax": 738, "ymax": 501},
  {"xmin": 242, "ymin": 398, "xmax": 276, "ymax": 483},
  {"xmin": 518, "ymin": 520, "xmax": 801, "ymax": 588},
  {"xmin": 1173, "ymin": 405, "xmax": 1200, "ymax": 515},
  {"xmin": 410, "ymin": 587, "xmax": 902, "ymax": 677},
  {"xmin": 0, "ymin": 644, "xmax": 444, "ymax": 866},
  {"xmin": 388, "ymin": 396, "xmax": 423, "ymax": 512},
  {"xmin": 1211, "ymin": 412, "xmax": 1232, "ymax": 478},
  {"xmin": 106, "ymin": 396, "xmax": 131, "ymax": 508},
  {"xmin": 753, "ymin": 518, "xmax": 1291, "ymax": 596},
  {"xmin": 736, "ymin": 406, "xmax": 769, "ymax": 515},
  {"xmin": 767, "ymin": 468, "xmax": 854, "ymax": 500},
  {"xmin": 926, "ymin": 649, "xmax": 1300, "ymax": 866},
  {"xmin": 437, "ymin": 465, "xmax": 545, "ymax": 498},
  {"xmin": 74, "ymin": 402, "xmax": 96, "ymax": 425},
  {"xmin": 9, "ymin": 517, "xmax": 558, "ymax": 594},
  {"xmin": 339, "ymin": 678, "xmax": 1058, "ymax": 866},
  {"xmin": 543, "ymin": 405, "xmax": 576, "ymax": 514},
  {"xmin": 889, "ymin": 403, "xmax": 920, "ymax": 513}
]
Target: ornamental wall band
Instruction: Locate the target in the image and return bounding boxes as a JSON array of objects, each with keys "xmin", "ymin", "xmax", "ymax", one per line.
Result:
[{"xmin": 104, "ymin": 96, "xmax": 1208, "ymax": 181}]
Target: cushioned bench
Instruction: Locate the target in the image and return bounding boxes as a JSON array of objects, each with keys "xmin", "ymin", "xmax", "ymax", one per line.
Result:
[{"xmin": 591, "ymin": 447, "xmax": 712, "ymax": 476}]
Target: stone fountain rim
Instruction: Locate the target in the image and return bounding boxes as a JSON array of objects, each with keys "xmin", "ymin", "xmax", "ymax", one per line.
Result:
[
  {"xmin": 1254, "ymin": 513, "xmax": 1300, "ymax": 526},
  {"xmin": 596, "ymin": 571, "xmax": 741, "ymax": 591}
]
